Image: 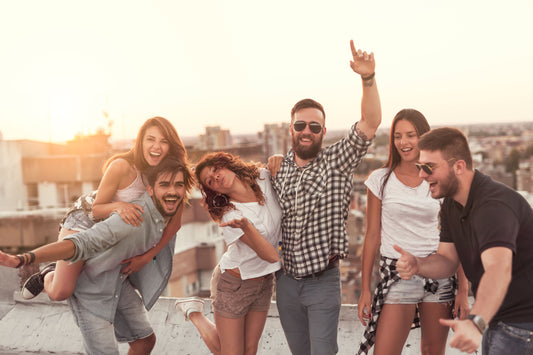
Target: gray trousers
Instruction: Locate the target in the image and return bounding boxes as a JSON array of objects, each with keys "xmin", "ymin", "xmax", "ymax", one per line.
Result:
[{"xmin": 276, "ymin": 266, "xmax": 341, "ymax": 355}]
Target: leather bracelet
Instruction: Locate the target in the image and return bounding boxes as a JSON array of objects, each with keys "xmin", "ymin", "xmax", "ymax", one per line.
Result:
[
  {"xmin": 28, "ymin": 252, "xmax": 35, "ymax": 264},
  {"xmin": 15, "ymin": 255, "xmax": 25, "ymax": 268},
  {"xmin": 361, "ymin": 72, "xmax": 375, "ymax": 81},
  {"xmin": 14, "ymin": 252, "xmax": 36, "ymax": 268}
]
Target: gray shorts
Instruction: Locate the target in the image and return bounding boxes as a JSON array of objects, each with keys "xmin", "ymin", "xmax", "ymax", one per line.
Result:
[
  {"xmin": 60, "ymin": 209, "xmax": 96, "ymax": 232},
  {"xmin": 69, "ymin": 280, "xmax": 153, "ymax": 355},
  {"xmin": 213, "ymin": 270, "xmax": 274, "ymax": 319},
  {"xmin": 385, "ymin": 275, "xmax": 455, "ymax": 304}
]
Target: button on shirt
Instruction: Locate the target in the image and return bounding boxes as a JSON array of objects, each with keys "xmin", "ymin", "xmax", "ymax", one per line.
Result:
[
  {"xmin": 64, "ymin": 191, "xmax": 174, "ymax": 322},
  {"xmin": 271, "ymin": 123, "xmax": 373, "ymax": 277}
]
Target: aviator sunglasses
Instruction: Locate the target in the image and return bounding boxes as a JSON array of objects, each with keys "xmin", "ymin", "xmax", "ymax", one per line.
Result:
[
  {"xmin": 293, "ymin": 121, "xmax": 323, "ymax": 134},
  {"xmin": 415, "ymin": 158, "xmax": 456, "ymax": 175}
]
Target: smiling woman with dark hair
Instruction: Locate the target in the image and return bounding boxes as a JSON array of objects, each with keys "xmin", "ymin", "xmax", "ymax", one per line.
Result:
[{"xmin": 356, "ymin": 109, "xmax": 470, "ymax": 355}]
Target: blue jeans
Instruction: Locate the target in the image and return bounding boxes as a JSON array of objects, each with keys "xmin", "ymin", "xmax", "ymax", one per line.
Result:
[
  {"xmin": 482, "ymin": 321, "xmax": 533, "ymax": 355},
  {"xmin": 276, "ymin": 266, "xmax": 341, "ymax": 355}
]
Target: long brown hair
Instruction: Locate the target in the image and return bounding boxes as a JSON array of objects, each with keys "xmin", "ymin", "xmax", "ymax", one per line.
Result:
[
  {"xmin": 195, "ymin": 152, "xmax": 264, "ymax": 222},
  {"xmin": 380, "ymin": 109, "xmax": 430, "ymax": 195},
  {"xmin": 103, "ymin": 116, "xmax": 188, "ymax": 173}
]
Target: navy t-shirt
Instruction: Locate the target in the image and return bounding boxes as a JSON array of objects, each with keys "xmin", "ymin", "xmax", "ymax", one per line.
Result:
[{"xmin": 440, "ymin": 170, "xmax": 533, "ymax": 324}]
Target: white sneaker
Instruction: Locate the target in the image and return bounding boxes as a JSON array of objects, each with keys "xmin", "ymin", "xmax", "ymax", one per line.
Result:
[{"xmin": 175, "ymin": 297, "xmax": 205, "ymax": 320}]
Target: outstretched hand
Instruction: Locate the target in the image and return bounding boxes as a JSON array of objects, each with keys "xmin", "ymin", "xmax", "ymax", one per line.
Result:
[
  {"xmin": 393, "ymin": 245, "xmax": 418, "ymax": 280},
  {"xmin": 349, "ymin": 40, "xmax": 375, "ymax": 77},
  {"xmin": 440, "ymin": 318, "xmax": 481, "ymax": 353},
  {"xmin": 0, "ymin": 250, "xmax": 20, "ymax": 268}
]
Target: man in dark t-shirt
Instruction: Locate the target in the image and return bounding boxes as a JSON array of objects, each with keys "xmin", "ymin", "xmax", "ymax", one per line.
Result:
[{"xmin": 393, "ymin": 127, "xmax": 533, "ymax": 354}]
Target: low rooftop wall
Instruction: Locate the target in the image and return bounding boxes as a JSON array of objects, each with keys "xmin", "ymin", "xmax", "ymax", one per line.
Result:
[{"xmin": 0, "ymin": 267, "xmax": 477, "ymax": 354}]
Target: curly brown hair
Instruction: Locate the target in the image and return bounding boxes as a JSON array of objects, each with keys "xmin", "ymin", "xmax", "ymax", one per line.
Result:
[{"xmin": 195, "ymin": 152, "xmax": 264, "ymax": 222}]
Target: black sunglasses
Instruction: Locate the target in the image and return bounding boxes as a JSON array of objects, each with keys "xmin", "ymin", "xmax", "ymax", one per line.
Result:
[
  {"xmin": 293, "ymin": 121, "xmax": 323, "ymax": 134},
  {"xmin": 415, "ymin": 158, "xmax": 456, "ymax": 175}
]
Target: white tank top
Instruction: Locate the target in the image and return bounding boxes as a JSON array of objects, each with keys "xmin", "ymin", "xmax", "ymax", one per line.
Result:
[{"xmin": 112, "ymin": 168, "xmax": 146, "ymax": 202}]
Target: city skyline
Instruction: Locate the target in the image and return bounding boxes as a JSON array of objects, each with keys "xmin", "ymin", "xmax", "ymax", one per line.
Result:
[{"xmin": 1, "ymin": 1, "xmax": 532, "ymax": 143}]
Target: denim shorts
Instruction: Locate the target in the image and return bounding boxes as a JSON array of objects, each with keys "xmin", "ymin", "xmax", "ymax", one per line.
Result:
[
  {"xmin": 69, "ymin": 280, "xmax": 153, "ymax": 355},
  {"xmin": 60, "ymin": 209, "xmax": 96, "ymax": 232},
  {"xmin": 384, "ymin": 275, "xmax": 455, "ymax": 304},
  {"xmin": 213, "ymin": 270, "xmax": 274, "ymax": 319}
]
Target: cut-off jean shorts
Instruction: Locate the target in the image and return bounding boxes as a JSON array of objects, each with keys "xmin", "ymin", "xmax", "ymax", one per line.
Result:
[
  {"xmin": 213, "ymin": 270, "xmax": 274, "ymax": 319},
  {"xmin": 385, "ymin": 275, "xmax": 455, "ymax": 304},
  {"xmin": 60, "ymin": 209, "xmax": 96, "ymax": 232},
  {"xmin": 69, "ymin": 279, "xmax": 153, "ymax": 355}
]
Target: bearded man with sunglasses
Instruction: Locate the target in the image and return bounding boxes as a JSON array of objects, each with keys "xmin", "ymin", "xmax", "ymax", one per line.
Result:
[
  {"xmin": 269, "ymin": 40, "xmax": 381, "ymax": 355},
  {"xmin": 395, "ymin": 127, "xmax": 533, "ymax": 354}
]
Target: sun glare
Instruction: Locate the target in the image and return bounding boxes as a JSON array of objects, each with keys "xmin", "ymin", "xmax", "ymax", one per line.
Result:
[{"xmin": 44, "ymin": 82, "xmax": 109, "ymax": 143}]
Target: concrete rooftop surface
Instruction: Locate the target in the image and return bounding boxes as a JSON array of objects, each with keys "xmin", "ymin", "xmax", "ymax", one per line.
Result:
[{"xmin": 0, "ymin": 268, "xmax": 478, "ymax": 354}]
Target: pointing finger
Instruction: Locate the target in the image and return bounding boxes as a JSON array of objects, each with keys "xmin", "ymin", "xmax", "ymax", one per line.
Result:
[{"xmin": 439, "ymin": 318, "xmax": 456, "ymax": 328}]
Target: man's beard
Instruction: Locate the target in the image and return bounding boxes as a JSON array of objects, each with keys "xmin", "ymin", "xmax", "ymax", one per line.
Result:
[
  {"xmin": 434, "ymin": 170, "xmax": 459, "ymax": 199},
  {"xmin": 292, "ymin": 134, "xmax": 323, "ymax": 161},
  {"xmin": 154, "ymin": 194, "xmax": 182, "ymax": 217}
]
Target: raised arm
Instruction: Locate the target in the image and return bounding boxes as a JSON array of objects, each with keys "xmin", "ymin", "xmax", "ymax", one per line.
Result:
[
  {"xmin": 349, "ymin": 40, "xmax": 382, "ymax": 140},
  {"xmin": 219, "ymin": 217, "xmax": 279, "ymax": 263},
  {"xmin": 91, "ymin": 159, "xmax": 144, "ymax": 226}
]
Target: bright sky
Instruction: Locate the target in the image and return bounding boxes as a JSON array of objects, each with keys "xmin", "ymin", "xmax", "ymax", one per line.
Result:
[{"xmin": 1, "ymin": 1, "xmax": 532, "ymax": 142}]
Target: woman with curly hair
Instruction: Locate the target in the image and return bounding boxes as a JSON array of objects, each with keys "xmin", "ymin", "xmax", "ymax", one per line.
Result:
[{"xmin": 175, "ymin": 152, "xmax": 281, "ymax": 355}]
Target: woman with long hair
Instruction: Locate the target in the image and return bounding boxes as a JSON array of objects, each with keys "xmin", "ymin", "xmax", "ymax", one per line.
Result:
[
  {"xmin": 356, "ymin": 109, "xmax": 470, "ymax": 355},
  {"xmin": 175, "ymin": 152, "xmax": 281, "ymax": 355},
  {"xmin": 22, "ymin": 116, "xmax": 189, "ymax": 301}
]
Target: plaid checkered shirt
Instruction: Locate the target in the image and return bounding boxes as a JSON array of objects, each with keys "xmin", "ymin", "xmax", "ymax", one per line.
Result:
[{"xmin": 271, "ymin": 123, "xmax": 372, "ymax": 277}]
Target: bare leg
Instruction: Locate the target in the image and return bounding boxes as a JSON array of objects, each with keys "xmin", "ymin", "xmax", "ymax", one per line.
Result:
[
  {"xmin": 189, "ymin": 312, "xmax": 221, "ymax": 355},
  {"xmin": 43, "ymin": 228, "xmax": 84, "ymax": 300},
  {"xmin": 374, "ymin": 304, "xmax": 416, "ymax": 355},
  {"xmin": 243, "ymin": 310, "xmax": 268, "ymax": 355},
  {"xmin": 215, "ymin": 313, "xmax": 245, "ymax": 355},
  {"xmin": 419, "ymin": 302, "xmax": 453, "ymax": 355},
  {"xmin": 128, "ymin": 333, "xmax": 156, "ymax": 355}
]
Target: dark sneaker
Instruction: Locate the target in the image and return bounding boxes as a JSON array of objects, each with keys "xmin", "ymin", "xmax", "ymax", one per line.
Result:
[{"xmin": 21, "ymin": 263, "xmax": 56, "ymax": 300}]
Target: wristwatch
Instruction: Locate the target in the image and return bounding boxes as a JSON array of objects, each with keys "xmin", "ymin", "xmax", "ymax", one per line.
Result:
[{"xmin": 467, "ymin": 314, "xmax": 487, "ymax": 334}]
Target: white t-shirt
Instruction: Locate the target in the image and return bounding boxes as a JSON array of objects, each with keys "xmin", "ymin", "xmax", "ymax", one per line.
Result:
[
  {"xmin": 219, "ymin": 168, "xmax": 282, "ymax": 279},
  {"xmin": 365, "ymin": 167, "xmax": 441, "ymax": 258}
]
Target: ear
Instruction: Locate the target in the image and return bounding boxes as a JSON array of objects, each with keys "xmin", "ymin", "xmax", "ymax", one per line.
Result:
[
  {"xmin": 147, "ymin": 184, "xmax": 154, "ymax": 197},
  {"xmin": 323, "ymin": 126, "xmax": 327, "ymax": 136},
  {"xmin": 453, "ymin": 160, "xmax": 467, "ymax": 176}
]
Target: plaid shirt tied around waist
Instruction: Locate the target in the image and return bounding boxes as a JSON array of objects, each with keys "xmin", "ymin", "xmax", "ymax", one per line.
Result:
[
  {"xmin": 272, "ymin": 123, "xmax": 372, "ymax": 277},
  {"xmin": 357, "ymin": 256, "xmax": 456, "ymax": 355}
]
